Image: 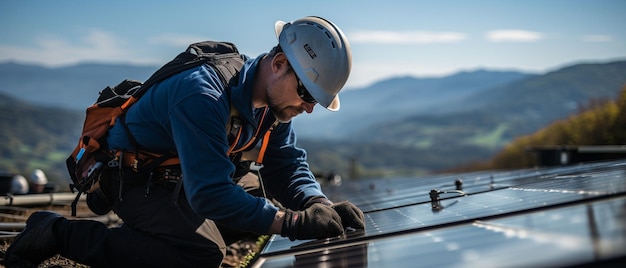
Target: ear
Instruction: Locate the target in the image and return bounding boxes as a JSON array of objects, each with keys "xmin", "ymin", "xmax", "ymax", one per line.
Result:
[{"xmin": 271, "ymin": 52, "xmax": 290, "ymax": 75}]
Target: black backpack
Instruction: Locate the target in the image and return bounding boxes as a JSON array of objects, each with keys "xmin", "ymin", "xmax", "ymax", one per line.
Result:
[{"xmin": 66, "ymin": 41, "xmax": 245, "ymax": 215}]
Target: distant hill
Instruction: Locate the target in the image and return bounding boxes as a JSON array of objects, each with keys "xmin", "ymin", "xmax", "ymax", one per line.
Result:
[
  {"xmin": 355, "ymin": 61, "xmax": 626, "ymax": 143},
  {"xmin": 0, "ymin": 62, "xmax": 158, "ymax": 110},
  {"xmin": 337, "ymin": 60, "xmax": 626, "ymax": 172},
  {"xmin": 0, "ymin": 92, "xmax": 82, "ymax": 189},
  {"xmin": 293, "ymin": 69, "xmax": 533, "ymax": 139}
]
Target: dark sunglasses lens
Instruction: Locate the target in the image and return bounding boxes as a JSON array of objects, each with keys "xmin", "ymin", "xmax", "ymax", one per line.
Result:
[
  {"xmin": 300, "ymin": 89, "xmax": 316, "ymax": 103},
  {"xmin": 297, "ymin": 78, "xmax": 317, "ymax": 103}
]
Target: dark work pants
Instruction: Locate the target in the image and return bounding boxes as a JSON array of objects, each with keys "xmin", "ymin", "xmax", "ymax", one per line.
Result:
[{"xmin": 57, "ymin": 175, "xmax": 226, "ymax": 267}]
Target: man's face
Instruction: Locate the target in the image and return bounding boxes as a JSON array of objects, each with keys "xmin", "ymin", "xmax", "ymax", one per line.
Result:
[{"xmin": 267, "ymin": 68, "xmax": 317, "ymax": 123}]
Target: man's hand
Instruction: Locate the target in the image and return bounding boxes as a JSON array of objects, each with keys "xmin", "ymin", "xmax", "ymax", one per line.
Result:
[
  {"xmin": 304, "ymin": 197, "xmax": 365, "ymax": 231},
  {"xmin": 331, "ymin": 201, "xmax": 365, "ymax": 230},
  {"xmin": 281, "ymin": 203, "xmax": 343, "ymax": 241}
]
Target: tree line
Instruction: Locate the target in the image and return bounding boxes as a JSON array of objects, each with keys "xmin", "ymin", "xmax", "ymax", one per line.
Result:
[{"xmin": 453, "ymin": 85, "xmax": 626, "ymax": 171}]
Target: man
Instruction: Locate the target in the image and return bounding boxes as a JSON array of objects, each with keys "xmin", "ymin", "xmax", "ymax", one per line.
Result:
[{"xmin": 5, "ymin": 16, "xmax": 364, "ymax": 267}]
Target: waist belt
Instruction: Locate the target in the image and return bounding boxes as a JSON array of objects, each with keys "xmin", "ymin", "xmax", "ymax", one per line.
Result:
[
  {"xmin": 118, "ymin": 151, "xmax": 180, "ymax": 172},
  {"xmin": 153, "ymin": 166, "xmax": 182, "ymax": 184}
]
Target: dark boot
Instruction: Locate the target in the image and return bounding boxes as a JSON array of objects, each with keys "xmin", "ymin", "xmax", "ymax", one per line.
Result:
[{"xmin": 4, "ymin": 211, "xmax": 64, "ymax": 268}]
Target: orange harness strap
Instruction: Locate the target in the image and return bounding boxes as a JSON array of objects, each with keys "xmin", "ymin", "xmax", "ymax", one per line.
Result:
[
  {"xmin": 256, "ymin": 120, "xmax": 279, "ymax": 164},
  {"xmin": 122, "ymin": 106, "xmax": 278, "ymax": 170}
]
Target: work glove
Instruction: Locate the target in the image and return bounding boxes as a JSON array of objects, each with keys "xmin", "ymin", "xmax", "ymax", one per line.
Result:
[
  {"xmin": 304, "ymin": 197, "xmax": 365, "ymax": 230},
  {"xmin": 330, "ymin": 201, "xmax": 365, "ymax": 230},
  {"xmin": 281, "ymin": 203, "xmax": 344, "ymax": 241}
]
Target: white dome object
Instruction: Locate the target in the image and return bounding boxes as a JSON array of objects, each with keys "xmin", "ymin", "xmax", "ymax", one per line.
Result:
[
  {"xmin": 30, "ymin": 168, "xmax": 48, "ymax": 185},
  {"xmin": 11, "ymin": 175, "xmax": 29, "ymax": 194}
]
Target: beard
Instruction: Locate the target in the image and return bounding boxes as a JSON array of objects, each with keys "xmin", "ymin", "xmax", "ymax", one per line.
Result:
[
  {"xmin": 266, "ymin": 83, "xmax": 306, "ymax": 123},
  {"xmin": 270, "ymin": 106, "xmax": 296, "ymax": 123},
  {"xmin": 269, "ymin": 102, "xmax": 304, "ymax": 123}
]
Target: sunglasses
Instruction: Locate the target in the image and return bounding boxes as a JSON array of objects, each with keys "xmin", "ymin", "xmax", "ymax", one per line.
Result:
[{"xmin": 295, "ymin": 74, "xmax": 317, "ymax": 103}]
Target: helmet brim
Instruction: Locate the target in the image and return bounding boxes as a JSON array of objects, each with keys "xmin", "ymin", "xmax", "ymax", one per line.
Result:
[{"xmin": 275, "ymin": 21, "xmax": 286, "ymax": 39}]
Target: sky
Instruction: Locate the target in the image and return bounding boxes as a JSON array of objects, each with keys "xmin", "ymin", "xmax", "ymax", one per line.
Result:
[{"xmin": 1, "ymin": 0, "xmax": 625, "ymax": 89}]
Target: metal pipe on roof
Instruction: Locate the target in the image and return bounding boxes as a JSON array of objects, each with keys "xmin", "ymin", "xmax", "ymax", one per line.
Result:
[{"xmin": 1, "ymin": 193, "xmax": 84, "ymax": 206}]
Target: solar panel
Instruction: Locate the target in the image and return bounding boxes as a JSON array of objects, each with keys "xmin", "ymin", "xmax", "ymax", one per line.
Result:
[
  {"xmin": 328, "ymin": 162, "xmax": 626, "ymax": 213},
  {"xmin": 251, "ymin": 160, "xmax": 626, "ymax": 267},
  {"xmin": 256, "ymin": 197, "xmax": 626, "ymax": 267}
]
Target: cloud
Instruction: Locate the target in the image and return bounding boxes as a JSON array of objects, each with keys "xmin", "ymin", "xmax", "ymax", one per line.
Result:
[
  {"xmin": 582, "ymin": 35, "xmax": 613, "ymax": 42},
  {"xmin": 486, "ymin": 30, "xmax": 543, "ymax": 42},
  {"xmin": 0, "ymin": 29, "xmax": 168, "ymax": 67},
  {"xmin": 148, "ymin": 33, "xmax": 209, "ymax": 47},
  {"xmin": 0, "ymin": 29, "xmax": 159, "ymax": 66},
  {"xmin": 350, "ymin": 30, "xmax": 466, "ymax": 44}
]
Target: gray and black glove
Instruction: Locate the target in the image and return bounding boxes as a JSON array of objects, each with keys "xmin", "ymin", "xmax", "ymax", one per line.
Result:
[
  {"xmin": 281, "ymin": 203, "xmax": 344, "ymax": 241},
  {"xmin": 304, "ymin": 197, "xmax": 365, "ymax": 230},
  {"xmin": 330, "ymin": 201, "xmax": 365, "ymax": 230}
]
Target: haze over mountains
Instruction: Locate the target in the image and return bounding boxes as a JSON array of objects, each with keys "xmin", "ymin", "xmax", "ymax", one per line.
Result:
[
  {"xmin": 293, "ymin": 70, "xmax": 534, "ymax": 139},
  {"xmin": 1, "ymin": 59, "xmax": 626, "ymax": 179},
  {"xmin": 294, "ymin": 61, "xmax": 626, "ymax": 142},
  {"xmin": 0, "ymin": 62, "xmax": 158, "ymax": 109}
]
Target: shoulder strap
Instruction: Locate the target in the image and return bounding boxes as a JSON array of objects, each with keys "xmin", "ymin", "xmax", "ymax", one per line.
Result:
[
  {"xmin": 255, "ymin": 120, "xmax": 279, "ymax": 164},
  {"xmin": 138, "ymin": 41, "xmax": 244, "ymax": 100}
]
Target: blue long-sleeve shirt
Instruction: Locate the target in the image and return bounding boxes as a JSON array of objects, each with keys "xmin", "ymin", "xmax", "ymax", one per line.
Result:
[{"xmin": 106, "ymin": 54, "xmax": 326, "ymax": 234}]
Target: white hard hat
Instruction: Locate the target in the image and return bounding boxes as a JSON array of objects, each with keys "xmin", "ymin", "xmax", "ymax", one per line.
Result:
[
  {"xmin": 30, "ymin": 169, "xmax": 48, "ymax": 185},
  {"xmin": 11, "ymin": 175, "xmax": 29, "ymax": 194},
  {"xmin": 275, "ymin": 16, "xmax": 352, "ymax": 111}
]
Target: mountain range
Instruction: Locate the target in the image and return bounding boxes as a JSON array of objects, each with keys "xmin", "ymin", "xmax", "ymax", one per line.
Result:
[
  {"xmin": 294, "ymin": 61, "xmax": 626, "ymax": 141},
  {"xmin": 292, "ymin": 69, "xmax": 533, "ymax": 139},
  {"xmin": 1, "ymin": 59, "xmax": 626, "ymax": 181},
  {"xmin": 0, "ymin": 62, "xmax": 158, "ymax": 109}
]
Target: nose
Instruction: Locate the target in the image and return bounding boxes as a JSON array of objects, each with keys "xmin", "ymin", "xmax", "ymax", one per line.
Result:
[{"xmin": 303, "ymin": 102, "xmax": 316, "ymax": 113}]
